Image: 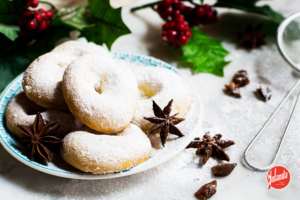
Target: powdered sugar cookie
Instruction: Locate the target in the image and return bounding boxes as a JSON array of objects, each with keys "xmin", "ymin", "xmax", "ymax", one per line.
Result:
[
  {"xmin": 52, "ymin": 40, "xmax": 110, "ymax": 58},
  {"xmin": 5, "ymin": 92, "xmax": 84, "ymax": 139},
  {"xmin": 60, "ymin": 124, "xmax": 151, "ymax": 174},
  {"xmin": 62, "ymin": 54, "xmax": 138, "ymax": 133},
  {"xmin": 22, "ymin": 52, "xmax": 78, "ymax": 110},
  {"xmin": 132, "ymin": 67, "xmax": 193, "ymax": 132}
]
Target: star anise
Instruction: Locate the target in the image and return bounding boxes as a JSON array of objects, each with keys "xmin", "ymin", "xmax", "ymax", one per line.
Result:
[
  {"xmin": 18, "ymin": 113, "xmax": 62, "ymax": 162},
  {"xmin": 144, "ymin": 100, "xmax": 185, "ymax": 147},
  {"xmin": 237, "ymin": 24, "xmax": 266, "ymax": 49},
  {"xmin": 187, "ymin": 132, "xmax": 235, "ymax": 164}
]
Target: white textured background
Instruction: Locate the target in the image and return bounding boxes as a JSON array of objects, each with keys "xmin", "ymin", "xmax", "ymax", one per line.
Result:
[{"xmin": 1, "ymin": 0, "xmax": 300, "ymax": 199}]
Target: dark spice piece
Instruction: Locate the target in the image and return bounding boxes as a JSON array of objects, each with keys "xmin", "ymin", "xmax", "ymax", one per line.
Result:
[
  {"xmin": 187, "ymin": 132, "xmax": 235, "ymax": 164},
  {"xmin": 225, "ymin": 82, "xmax": 241, "ymax": 98},
  {"xmin": 195, "ymin": 180, "xmax": 217, "ymax": 200},
  {"xmin": 237, "ymin": 24, "xmax": 266, "ymax": 49},
  {"xmin": 212, "ymin": 163, "xmax": 237, "ymax": 176},
  {"xmin": 232, "ymin": 70, "xmax": 250, "ymax": 87},
  {"xmin": 18, "ymin": 113, "xmax": 62, "ymax": 162},
  {"xmin": 255, "ymin": 84, "xmax": 272, "ymax": 102},
  {"xmin": 144, "ymin": 100, "xmax": 184, "ymax": 147}
]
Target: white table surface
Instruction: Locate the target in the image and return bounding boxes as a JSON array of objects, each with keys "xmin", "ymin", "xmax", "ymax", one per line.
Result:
[{"xmin": 1, "ymin": 0, "xmax": 300, "ymax": 199}]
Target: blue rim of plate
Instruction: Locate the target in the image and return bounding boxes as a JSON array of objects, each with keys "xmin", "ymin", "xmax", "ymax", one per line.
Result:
[{"xmin": 0, "ymin": 52, "xmax": 203, "ymax": 179}]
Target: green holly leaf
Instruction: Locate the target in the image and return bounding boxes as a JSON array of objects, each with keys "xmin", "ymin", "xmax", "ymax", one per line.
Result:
[
  {"xmin": 214, "ymin": 0, "xmax": 284, "ymax": 24},
  {"xmin": 0, "ymin": 54, "xmax": 30, "ymax": 92},
  {"xmin": 62, "ymin": 3, "xmax": 91, "ymax": 31},
  {"xmin": 181, "ymin": 28, "xmax": 230, "ymax": 77},
  {"xmin": 199, "ymin": 0, "xmax": 204, "ymax": 4},
  {"xmin": 0, "ymin": 0, "xmax": 25, "ymax": 24},
  {"xmin": 0, "ymin": 24, "xmax": 19, "ymax": 41},
  {"xmin": 81, "ymin": 0, "xmax": 131, "ymax": 49}
]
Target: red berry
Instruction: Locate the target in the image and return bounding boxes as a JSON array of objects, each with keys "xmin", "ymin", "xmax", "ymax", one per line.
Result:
[
  {"xmin": 164, "ymin": 6, "xmax": 173, "ymax": 16},
  {"xmin": 204, "ymin": 11, "xmax": 217, "ymax": 24},
  {"xmin": 38, "ymin": 9, "xmax": 45, "ymax": 13},
  {"xmin": 175, "ymin": 3, "xmax": 185, "ymax": 12},
  {"xmin": 184, "ymin": 24, "xmax": 190, "ymax": 31},
  {"xmin": 47, "ymin": 11, "xmax": 53, "ymax": 19},
  {"xmin": 26, "ymin": 2, "xmax": 31, "ymax": 7},
  {"xmin": 203, "ymin": 4, "xmax": 211, "ymax": 10},
  {"xmin": 35, "ymin": 14, "xmax": 42, "ymax": 22},
  {"xmin": 31, "ymin": 0, "xmax": 39, "ymax": 8},
  {"xmin": 176, "ymin": 34, "xmax": 188, "ymax": 46},
  {"xmin": 23, "ymin": 11, "xmax": 32, "ymax": 18},
  {"xmin": 175, "ymin": 23, "xmax": 186, "ymax": 32},
  {"xmin": 172, "ymin": 10, "xmax": 181, "ymax": 19},
  {"xmin": 174, "ymin": 16, "xmax": 185, "ymax": 23},
  {"xmin": 39, "ymin": 21, "xmax": 47, "ymax": 31},
  {"xmin": 186, "ymin": 30, "xmax": 192, "ymax": 38},
  {"xmin": 194, "ymin": 6, "xmax": 205, "ymax": 18},
  {"xmin": 41, "ymin": 12, "xmax": 48, "ymax": 20},
  {"xmin": 31, "ymin": 10, "xmax": 37, "ymax": 15},
  {"xmin": 26, "ymin": 20, "xmax": 37, "ymax": 30},
  {"xmin": 172, "ymin": 0, "xmax": 179, "ymax": 4},
  {"xmin": 167, "ymin": 30, "xmax": 177, "ymax": 41},
  {"xmin": 162, "ymin": 0, "xmax": 172, "ymax": 6}
]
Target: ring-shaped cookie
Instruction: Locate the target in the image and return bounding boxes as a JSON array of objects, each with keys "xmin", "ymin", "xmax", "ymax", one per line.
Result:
[
  {"xmin": 60, "ymin": 124, "xmax": 151, "ymax": 174},
  {"xmin": 5, "ymin": 92, "xmax": 84, "ymax": 138},
  {"xmin": 62, "ymin": 54, "xmax": 138, "ymax": 133},
  {"xmin": 132, "ymin": 67, "xmax": 193, "ymax": 132}
]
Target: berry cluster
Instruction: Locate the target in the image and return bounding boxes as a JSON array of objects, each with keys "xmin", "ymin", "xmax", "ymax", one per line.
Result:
[
  {"xmin": 21, "ymin": 0, "xmax": 39, "ymax": 8},
  {"xmin": 183, "ymin": 4, "xmax": 217, "ymax": 26},
  {"xmin": 19, "ymin": 9, "xmax": 53, "ymax": 36},
  {"xmin": 157, "ymin": 0, "xmax": 217, "ymax": 46}
]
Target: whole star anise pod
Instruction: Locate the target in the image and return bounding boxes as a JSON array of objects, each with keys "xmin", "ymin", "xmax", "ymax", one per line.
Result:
[
  {"xmin": 195, "ymin": 180, "xmax": 217, "ymax": 200},
  {"xmin": 237, "ymin": 24, "xmax": 266, "ymax": 49},
  {"xmin": 187, "ymin": 132, "xmax": 235, "ymax": 164},
  {"xmin": 18, "ymin": 113, "xmax": 62, "ymax": 162},
  {"xmin": 144, "ymin": 100, "xmax": 185, "ymax": 147}
]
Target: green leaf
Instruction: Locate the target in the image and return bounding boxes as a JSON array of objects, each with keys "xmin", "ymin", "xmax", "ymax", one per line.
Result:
[
  {"xmin": 0, "ymin": 55, "xmax": 30, "ymax": 92},
  {"xmin": 0, "ymin": 24, "xmax": 19, "ymax": 41},
  {"xmin": 0, "ymin": 0, "xmax": 25, "ymax": 24},
  {"xmin": 181, "ymin": 28, "xmax": 230, "ymax": 77},
  {"xmin": 214, "ymin": 0, "xmax": 284, "ymax": 24},
  {"xmin": 200, "ymin": 0, "xmax": 204, "ymax": 4},
  {"xmin": 81, "ymin": 0, "xmax": 131, "ymax": 49},
  {"xmin": 62, "ymin": 4, "xmax": 91, "ymax": 31}
]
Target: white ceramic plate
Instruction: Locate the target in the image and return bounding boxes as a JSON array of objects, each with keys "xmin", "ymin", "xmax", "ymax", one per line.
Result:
[{"xmin": 0, "ymin": 52, "xmax": 203, "ymax": 179}]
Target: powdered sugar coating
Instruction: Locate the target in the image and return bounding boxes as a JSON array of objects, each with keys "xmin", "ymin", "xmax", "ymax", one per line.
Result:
[
  {"xmin": 61, "ymin": 124, "xmax": 151, "ymax": 174},
  {"xmin": 52, "ymin": 40, "xmax": 111, "ymax": 58},
  {"xmin": 62, "ymin": 54, "xmax": 138, "ymax": 133},
  {"xmin": 23, "ymin": 41, "xmax": 111, "ymax": 110},
  {"xmin": 22, "ymin": 52, "xmax": 78, "ymax": 110},
  {"xmin": 5, "ymin": 92, "xmax": 84, "ymax": 139},
  {"xmin": 132, "ymin": 67, "xmax": 193, "ymax": 132}
]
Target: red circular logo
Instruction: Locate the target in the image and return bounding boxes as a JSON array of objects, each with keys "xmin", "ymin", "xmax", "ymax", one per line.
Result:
[{"xmin": 267, "ymin": 166, "xmax": 290, "ymax": 190}]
